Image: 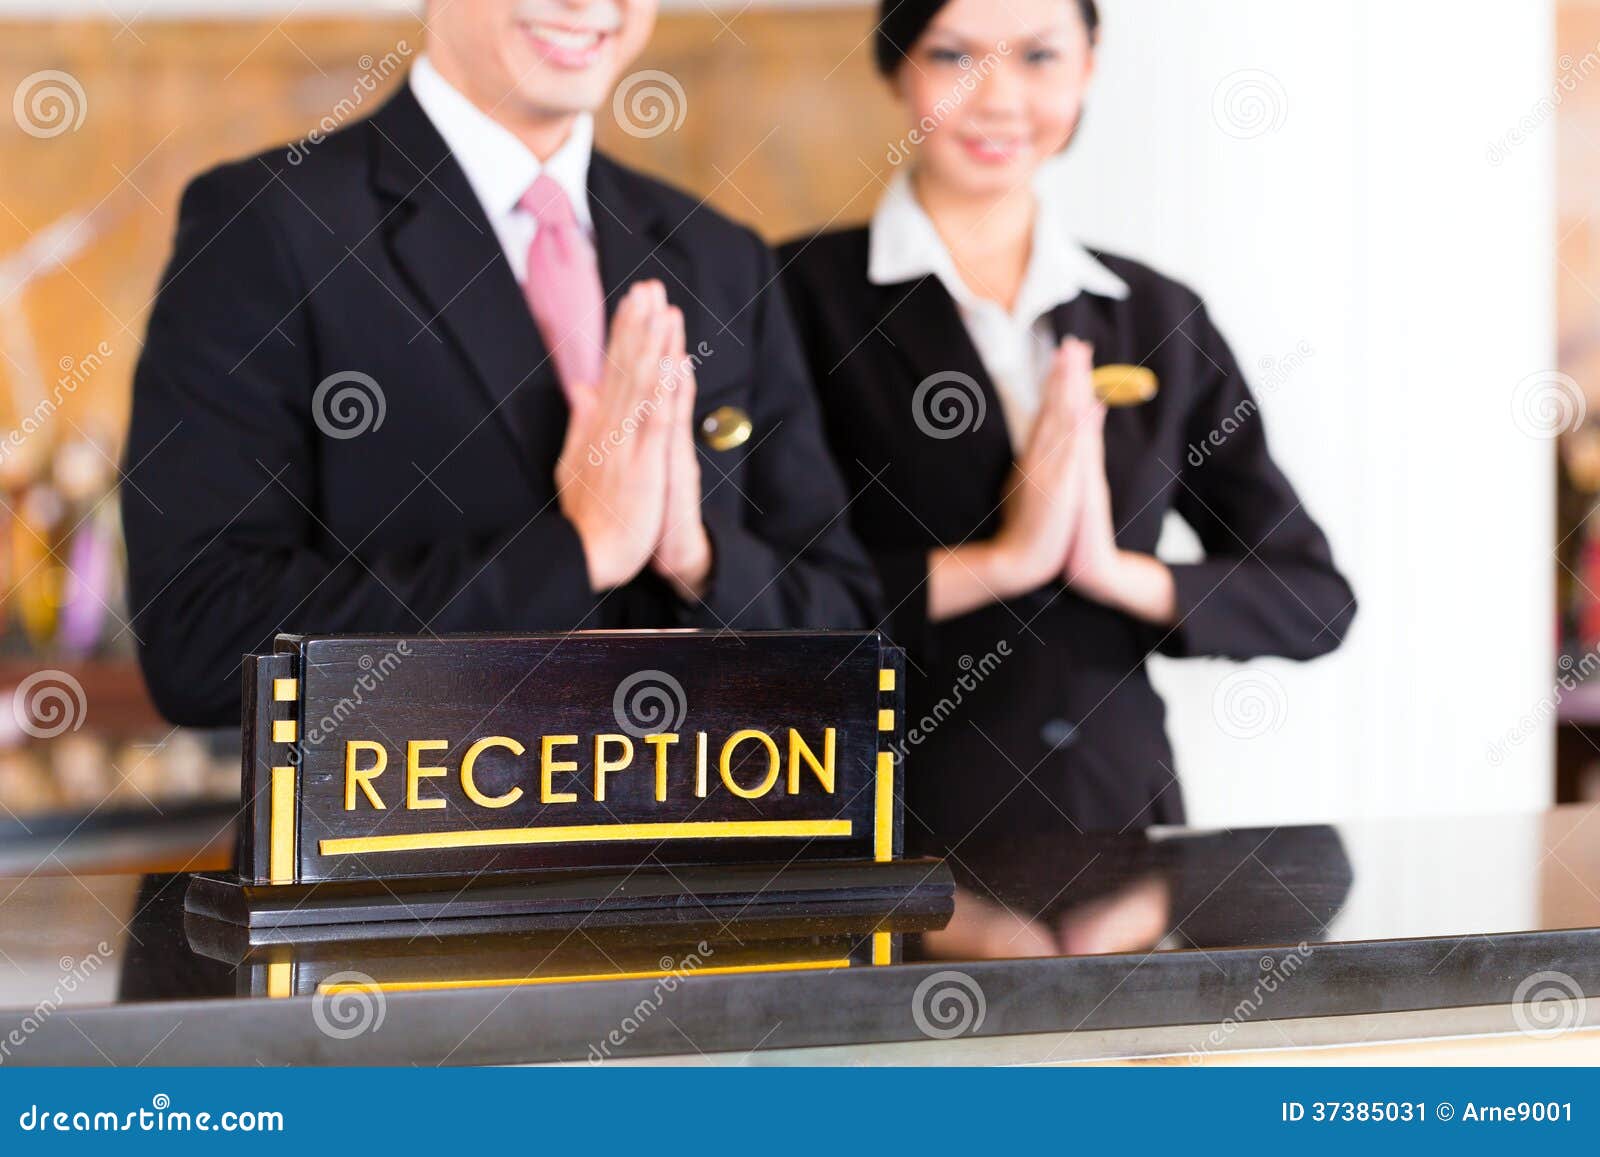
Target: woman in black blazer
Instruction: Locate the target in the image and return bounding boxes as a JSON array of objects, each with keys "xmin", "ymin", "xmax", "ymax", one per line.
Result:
[{"xmin": 779, "ymin": 0, "xmax": 1356, "ymax": 857}]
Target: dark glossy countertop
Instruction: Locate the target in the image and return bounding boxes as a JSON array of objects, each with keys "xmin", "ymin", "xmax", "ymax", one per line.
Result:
[{"xmin": 1, "ymin": 806, "xmax": 1597, "ymax": 1065}]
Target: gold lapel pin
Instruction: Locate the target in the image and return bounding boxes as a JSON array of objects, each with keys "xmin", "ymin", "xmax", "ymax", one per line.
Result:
[
  {"xmin": 1092, "ymin": 364, "xmax": 1159, "ymax": 408},
  {"xmin": 699, "ymin": 406, "xmax": 753, "ymax": 451}
]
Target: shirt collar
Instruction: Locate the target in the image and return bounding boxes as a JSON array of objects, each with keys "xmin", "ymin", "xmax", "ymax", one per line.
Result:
[
  {"xmin": 409, "ymin": 54, "xmax": 594, "ymax": 231},
  {"xmin": 867, "ymin": 169, "xmax": 1128, "ymax": 322}
]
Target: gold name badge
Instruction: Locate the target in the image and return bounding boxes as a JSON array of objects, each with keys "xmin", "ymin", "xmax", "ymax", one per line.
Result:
[{"xmin": 1092, "ymin": 364, "xmax": 1159, "ymax": 407}]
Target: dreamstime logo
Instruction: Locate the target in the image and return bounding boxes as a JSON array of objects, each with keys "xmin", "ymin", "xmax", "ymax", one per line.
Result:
[
  {"xmin": 1211, "ymin": 669, "xmax": 1287, "ymax": 740},
  {"xmin": 313, "ymin": 371, "xmax": 386, "ymax": 440},
  {"xmin": 312, "ymin": 972, "xmax": 386, "ymax": 1040},
  {"xmin": 11, "ymin": 670, "xmax": 87, "ymax": 739},
  {"xmin": 1511, "ymin": 970, "xmax": 1588, "ymax": 1038},
  {"xmin": 912, "ymin": 371, "xmax": 986, "ymax": 440},
  {"xmin": 13, "ymin": 70, "xmax": 87, "ymax": 139},
  {"xmin": 1510, "ymin": 370, "xmax": 1586, "ymax": 439},
  {"xmin": 911, "ymin": 970, "xmax": 986, "ymax": 1039},
  {"xmin": 612, "ymin": 70, "xmax": 687, "ymax": 138},
  {"xmin": 1211, "ymin": 69, "xmax": 1287, "ymax": 140},
  {"xmin": 612, "ymin": 670, "xmax": 687, "ymax": 737}
]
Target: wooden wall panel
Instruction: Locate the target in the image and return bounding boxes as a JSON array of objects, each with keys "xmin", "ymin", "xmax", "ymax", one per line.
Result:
[{"xmin": 0, "ymin": 11, "xmax": 900, "ymax": 444}]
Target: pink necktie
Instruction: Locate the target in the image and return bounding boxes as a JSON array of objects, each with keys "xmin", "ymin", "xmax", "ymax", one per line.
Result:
[{"xmin": 519, "ymin": 174, "xmax": 605, "ymax": 402}]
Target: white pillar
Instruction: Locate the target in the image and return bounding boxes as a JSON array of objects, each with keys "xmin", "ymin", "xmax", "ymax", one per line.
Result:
[{"xmin": 1044, "ymin": 0, "xmax": 1557, "ymax": 824}]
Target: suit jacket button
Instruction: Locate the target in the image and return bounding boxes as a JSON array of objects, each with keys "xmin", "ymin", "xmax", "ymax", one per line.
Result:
[
  {"xmin": 699, "ymin": 406, "xmax": 752, "ymax": 451},
  {"xmin": 1040, "ymin": 718, "xmax": 1079, "ymax": 751}
]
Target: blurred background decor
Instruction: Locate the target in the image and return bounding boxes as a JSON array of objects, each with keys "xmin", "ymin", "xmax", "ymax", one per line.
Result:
[{"xmin": 0, "ymin": 0, "xmax": 1587, "ymax": 874}]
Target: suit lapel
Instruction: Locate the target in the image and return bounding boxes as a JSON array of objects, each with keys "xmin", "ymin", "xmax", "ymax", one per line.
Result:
[
  {"xmin": 369, "ymin": 85, "xmax": 564, "ymax": 485},
  {"xmin": 586, "ymin": 154, "xmax": 695, "ymax": 327},
  {"xmin": 875, "ymin": 275, "xmax": 1013, "ymax": 472}
]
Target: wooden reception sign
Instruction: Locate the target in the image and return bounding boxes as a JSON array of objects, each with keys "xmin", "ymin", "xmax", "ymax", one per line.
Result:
[{"xmin": 230, "ymin": 630, "xmax": 905, "ymax": 887}]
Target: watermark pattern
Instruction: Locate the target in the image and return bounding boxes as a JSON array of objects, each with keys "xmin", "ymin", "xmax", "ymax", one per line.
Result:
[
  {"xmin": 0, "ymin": 340, "xmax": 113, "ymax": 465},
  {"xmin": 1488, "ymin": 46, "xmax": 1600, "ymax": 166},
  {"xmin": 1187, "ymin": 943, "xmax": 1314, "ymax": 1061},
  {"xmin": 1211, "ymin": 69, "xmax": 1287, "ymax": 140},
  {"xmin": 11, "ymin": 669, "xmax": 88, "ymax": 740},
  {"xmin": 1510, "ymin": 970, "xmax": 1587, "ymax": 1038},
  {"xmin": 1510, "ymin": 370, "xmax": 1586, "ymax": 439},
  {"xmin": 312, "ymin": 972, "xmax": 386, "ymax": 1040},
  {"xmin": 1489, "ymin": 646, "xmax": 1600, "ymax": 766},
  {"xmin": 612, "ymin": 70, "xmax": 687, "ymax": 139},
  {"xmin": 286, "ymin": 42, "xmax": 412, "ymax": 165},
  {"xmin": 13, "ymin": 70, "xmax": 87, "ymax": 139},
  {"xmin": 1186, "ymin": 340, "xmax": 1314, "ymax": 468},
  {"xmin": 1211, "ymin": 669, "xmax": 1287, "ymax": 740},
  {"xmin": 912, "ymin": 370, "xmax": 986, "ymax": 440},
  {"xmin": 885, "ymin": 43, "xmax": 1011, "ymax": 166},
  {"xmin": 584, "ymin": 341, "xmax": 710, "ymax": 467},
  {"xmin": 313, "ymin": 370, "xmax": 387, "ymax": 440},
  {"xmin": 612, "ymin": 669, "xmax": 688, "ymax": 738},
  {"xmin": 0, "ymin": 942, "xmax": 113, "ymax": 1064},
  {"xmin": 587, "ymin": 943, "xmax": 714, "ymax": 1063},
  {"xmin": 890, "ymin": 642, "xmax": 1011, "ymax": 760},
  {"xmin": 911, "ymin": 970, "xmax": 986, "ymax": 1039},
  {"xmin": 301, "ymin": 641, "xmax": 412, "ymax": 749}
]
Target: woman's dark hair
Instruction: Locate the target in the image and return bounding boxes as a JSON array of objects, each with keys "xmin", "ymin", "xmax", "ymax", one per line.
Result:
[{"xmin": 874, "ymin": 0, "xmax": 1100, "ymax": 77}]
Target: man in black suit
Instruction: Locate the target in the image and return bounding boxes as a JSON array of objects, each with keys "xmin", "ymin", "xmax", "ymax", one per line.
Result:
[{"xmin": 123, "ymin": 0, "xmax": 878, "ymax": 726}]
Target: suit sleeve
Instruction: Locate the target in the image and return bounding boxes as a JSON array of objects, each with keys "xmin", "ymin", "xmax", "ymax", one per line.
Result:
[
  {"xmin": 122, "ymin": 168, "xmax": 600, "ymax": 727},
  {"xmin": 1160, "ymin": 307, "xmax": 1356, "ymax": 660},
  {"xmin": 680, "ymin": 233, "xmax": 881, "ymax": 630}
]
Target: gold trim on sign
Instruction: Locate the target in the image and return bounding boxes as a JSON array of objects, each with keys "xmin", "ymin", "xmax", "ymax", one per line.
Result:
[
  {"xmin": 878, "ymin": 668, "xmax": 895, "ymax": 692},
  {"xmin": 272, "ymin": 677, "xmax": 298, "ymax": 702},
  {"xmin": 266, "ymin": 961, "xmax": 292, "ymax": 998},
  {"xmin": 878, "ymin": 708, "xmax": 894, "ymax": 731},
  {"xmin": 872, "ymin": 932, "xmax": 891, "ymax": 966},
  {"xmin": 272, "ymin": 718, "xmax": 297, "ymax": 744},
  {"xmin": 874, "ymin": 751, "xmax": 893, "ymax": 862},
  {"xmin": 269, "ymin": 766, "xmax": 296, "ymax": 884},
  {"xmin": 317, "ymin": 958, "xmax": 853, "ymax": 995},
  {"xmin": 318, "ymin": 818, "xmax": 853, "ymax": 856}
]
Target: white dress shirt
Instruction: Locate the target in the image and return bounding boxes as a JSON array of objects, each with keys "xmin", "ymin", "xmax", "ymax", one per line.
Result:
[
  {"xmin": 868, "ymin": 170, "xmax": 1129, "ymax": 450},
  {"xmin": 409, "ymin": 54, "xmax": 595, "ymax": 286}
]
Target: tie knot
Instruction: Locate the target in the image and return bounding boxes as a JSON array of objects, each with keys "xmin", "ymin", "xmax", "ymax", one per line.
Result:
[{"xmin": 519, "ymin": 174, "xmax": 579, "ymax": 229}]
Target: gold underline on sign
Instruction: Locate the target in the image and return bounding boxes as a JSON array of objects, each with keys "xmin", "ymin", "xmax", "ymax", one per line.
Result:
[
  {"xmin": 318, "ymin": 958, "xmax": 853, "ymax": 995},
  {"xmin": 318, "ymin": 819, "xmax": 853, "ymax": 856}
]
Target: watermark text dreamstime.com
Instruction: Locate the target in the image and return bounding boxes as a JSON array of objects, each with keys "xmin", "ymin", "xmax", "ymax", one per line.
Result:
[
  {"xmin": 587, "ymin": 942, "xmax": 714, "ymax": 1063},
  {"xmin": 889, "ymin": 641, "xmax": 1011, "ymax": 760},
  {"xmin": 0, "ymin": 942, "xmax": 113, "ymax": 1064},
  {"xmin": 1489, "ymin": 646, "xmax": 1600, "ymax": 766},
  {"xmin": 300, "ymin": 640, "xmax": 412, "ymax": 749},
  {"xmin": 286, "ymin": 41, "xmax": 412, "ymax": 165},
  {"xmin": 1187, "ymin": 943, "xmax": 1314, "ymax": 1061},
  {"xmin": 1186, "ymin": 340, "xmax": 1313, "ymax": 468},
  {"xmin": 886, "ymin": 43, "xmax": 1011, "ymax": 166},
  {"xmin": 1488, "ymin": 44, "xmax": 1600, "ymax": 166},
  {"xmin": 0, "ymin": 340, "xmax": 113, "ymax": 464}
]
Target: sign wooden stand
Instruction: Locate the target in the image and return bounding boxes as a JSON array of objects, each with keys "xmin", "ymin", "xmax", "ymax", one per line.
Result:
[{"xmin": 186, "ymin": 630, "xmax": 949, "ymax": 945}]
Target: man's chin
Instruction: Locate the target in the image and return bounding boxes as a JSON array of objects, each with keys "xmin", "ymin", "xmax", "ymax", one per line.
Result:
[{"xmin": 504, "ymin": 72, "xmax": 613, "ymax": 119}]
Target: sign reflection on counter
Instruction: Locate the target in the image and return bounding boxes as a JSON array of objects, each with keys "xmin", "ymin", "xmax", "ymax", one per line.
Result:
[{"xmin": 237, "ymin": 630, "xmax": 905, "ymax": 885}]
